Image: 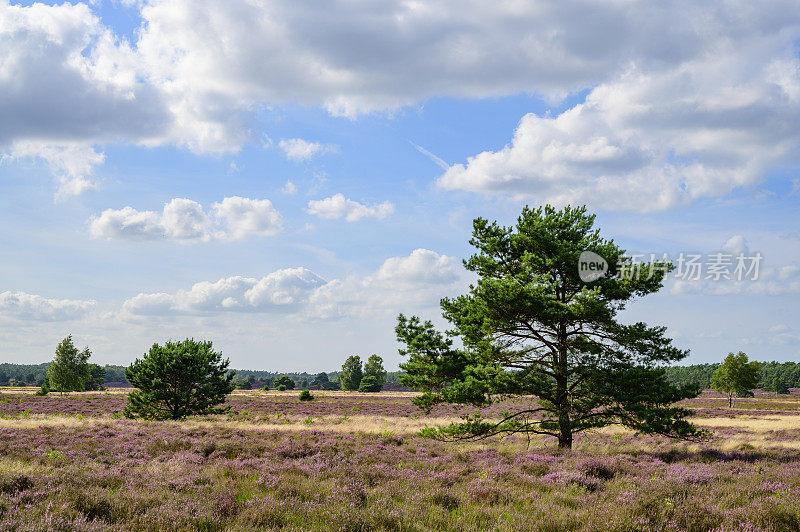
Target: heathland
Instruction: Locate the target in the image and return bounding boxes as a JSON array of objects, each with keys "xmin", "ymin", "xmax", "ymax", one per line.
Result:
[{"xmin": 0, "ymin": 388, "xmax": 799, "ymax": 530}]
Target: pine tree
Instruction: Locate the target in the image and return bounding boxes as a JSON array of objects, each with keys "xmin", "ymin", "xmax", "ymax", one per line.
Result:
[
  {"xmin": 397, "ymin": 205, "xmax": 702, "ymax": 448},
  {"xmin": 124, "ymin": 339, "xmax": 235, "ymax": 420}
]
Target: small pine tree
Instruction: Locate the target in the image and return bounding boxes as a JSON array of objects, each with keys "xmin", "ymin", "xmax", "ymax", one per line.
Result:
[
  {"xmin": 47, "ymin": 336, "xmax": 91, "ymax": 396},
  {"xmin": 299, "ymin": 389, "xmax": 314, "ymax": 401},
  {"xmin": 124, "ymin": 339, "xmax": 235, "ymax": 420}
]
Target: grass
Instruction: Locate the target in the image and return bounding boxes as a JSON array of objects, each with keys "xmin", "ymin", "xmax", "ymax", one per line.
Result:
[{"xmin": 0, "ymin": 388, "xmax": 799, "ymax": 530}]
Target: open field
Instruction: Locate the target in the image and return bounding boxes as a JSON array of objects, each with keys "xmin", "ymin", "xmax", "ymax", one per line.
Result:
[{"xmin": 1, "ymin": 389, "xmax": 799, "ymax": 531}]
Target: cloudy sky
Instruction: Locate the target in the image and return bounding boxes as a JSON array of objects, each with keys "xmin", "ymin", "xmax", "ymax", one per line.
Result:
[{"xmin": 1, "ymin": 0, "xmax": 799, "ymax": 371}]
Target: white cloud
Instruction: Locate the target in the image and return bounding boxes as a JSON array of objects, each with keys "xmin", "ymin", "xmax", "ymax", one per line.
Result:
[
  {"xmin": 3, "ymin": 142, "xmax": 104, "ymax": 199},
  {"xmin": 722, "ymin": 235, "xmax": 750, "ymax": 256},
  {"xmin": 89, "ymin": 196, "xmax": 281, "ymax": 242},
  {"xmin": 438, "ymin": 45, "xmax": 800, "ymax": 210},
  {"xmin": 307, "ymin": 194, "xmax": 394, "ymax": 222},
  {"xmin": 161, "ymin": 198, "xmax": 214, "ymax": 240},
  {"xmin": 769, "ymin": 324, "xmax": 791, "ymax": 333},
  {"xmin": 135, "ymin": 0, "xmax": 757, "ymax": 117},
  {"xmin": 122, "ymin": 249, "xmax": 464, "ymax": 319},
  {"xmin": 375, "ymin": 248, "xmax": 459, "ymax": 285},
  {"xmin": 0, "ymin": 2, "xmax": 167, "ymax": 196},
  {"xmin": 282, "ymin": 180, "xmax": 298, "ymax": 195},
  {"xmin": 669, "ymin": 264, "xmax": 800, "ymax": 296},
  {"xmin": 0, "ymin": 291, "xmax": 95, "ymax": 321},
  {"xmin": 5, "ymin": 0, "xmax": 800, "ymax": 206},
  {"xmin": 277, "ymin": 138, "xmax": 335, "ymax": 162},
  {"xmin": 212, "ymin": 197, "xmax": 283, "ymax": 239},
  {"xmin": 305, "ymin": 249, "xmax": 463, "ymax": 320},
  {"xmin": 88, "ymin": 205, "xmax": 164, "ymax": 241},
  {"xmin": 122, "ymin": 268, "xmax": 326, "ymax": 315}
]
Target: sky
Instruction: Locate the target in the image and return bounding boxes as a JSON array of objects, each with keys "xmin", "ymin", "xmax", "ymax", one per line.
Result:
[{"xmin": 1, "ymin": 0, "xmax": 799, "ymax": 371}]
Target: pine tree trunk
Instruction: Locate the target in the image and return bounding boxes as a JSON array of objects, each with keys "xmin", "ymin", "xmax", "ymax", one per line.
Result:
[
  {"xmin": 556, "ymin": 320, "xmax": 572, "ymax": 449},
  {"xmin": 558, "ymin": 414, "xmax": 573, "ymax": 449}
]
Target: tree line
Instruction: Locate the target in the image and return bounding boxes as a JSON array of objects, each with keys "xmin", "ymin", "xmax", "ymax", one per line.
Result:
[
  {"xmin": 0, "ymin": 361, "xmax": 404, "ymax": 390},
  {"xmin": 664, "ymin": 361, "xmax": 800, "ymax": 393},
  {"xmin": 0, "ymin": 362, "xmax": 127, "ymax": 387}
]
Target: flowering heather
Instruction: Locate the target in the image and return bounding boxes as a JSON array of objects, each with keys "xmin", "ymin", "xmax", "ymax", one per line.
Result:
[
  {"xmin": 0, "ymin": 390, "xmax": 528, "ymax": 419},
  {"xmin": 0, "ymin": 390, "xmax": 798, "ymax": 530}
]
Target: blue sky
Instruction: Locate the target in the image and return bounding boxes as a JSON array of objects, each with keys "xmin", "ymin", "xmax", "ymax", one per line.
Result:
[{"xmin": 1, "ymin": 0, "xmax": 799, "ymax": 371}]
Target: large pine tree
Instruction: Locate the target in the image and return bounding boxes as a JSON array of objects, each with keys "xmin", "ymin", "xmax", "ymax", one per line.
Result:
[{"xmin": 397, "ymin": 205, "xmax": 702, "ymax": 448}]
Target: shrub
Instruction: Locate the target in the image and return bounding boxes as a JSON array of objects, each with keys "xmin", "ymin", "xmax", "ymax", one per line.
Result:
[
  {"xmin": 276, "ymin": 385, "xmax": 287, "ymax": 392},
  {"xmin": 299, "ymin": 389, "xmax": 314, "ymax": 401},
  {"xmin": 273, "ymin": 376, "xmax": 295, "ymax": 390},
  {"xmin": 358, "ymin": 375, "xmax": 383, "ymax": 392}
]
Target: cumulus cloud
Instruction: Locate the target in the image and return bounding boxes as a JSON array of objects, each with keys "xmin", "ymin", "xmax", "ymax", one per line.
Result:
[
  {"xmin": 0, "ymin": 291, "xmax": 95, "ymax": 321},
  {"xmin": 132, "ymin": 0, "xmax": 742, "ymax": 117},
  {"xmin": 667, "ymin": 237, "xmax": 799, "ymax": 296},
  {"xmin": 122, "ymin": 249, "xmax": 463, "ymax": 319},
  {"xmin": 722, "ymin": 235, "xmax": 750, "ymax": 256},
  {"xmin": 438, "ymin": 35, "xmax": 800, "ymax": 210},
  {"xmin": 122, "ymin": 268, "xmax": 326, "ymax": 314},
  {"xmin": 306, "ymin": 249, "xmax": 462, "ymax": 320},
  {"xmin": 89, "ymin": 197, "xmax": 281, "ymax": 242},
  {"xmin": 0, "ymin": 2, "xmax": 167, "ymax": 195},
  {"xmin": 277, "ymin": 138, "xmax": 335, "ymax": 162},
  {"xmin": 2, "ymin": 142, "xmax": 105, "ymax": 199},
  {"xmin": 212, "ymin": 197, "xmax": 283, "ymax": 239},
  {"xmin": 375, "ymin": 248, "xmax": 459, "ymax": 285},
  {"xmin": 670, "ymin": 265, "xmax": 800, "ymax": 296},
  {"xmin": 282, "ymin": 180, "xmax": 298, "ymax": 195},
  {"xmin": 5, "ymin": 0, "xmax": 800, "ymax": 206},
  {"xmin": 307, "ymin": 194, "xmax": 394, "ymax": 222}
]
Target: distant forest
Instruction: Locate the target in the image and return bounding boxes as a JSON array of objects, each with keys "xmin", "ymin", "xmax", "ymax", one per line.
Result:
[
  {"xmin": 3, "ymin": 361, "xmax": 797, "ymax": 391},
  {"xmin": 0, "ymin": 363, "xmax": 403, "ymax": 389},
  {"xmin": 664, "ymin": 361, "xmax": 800, "ymax": 391}
]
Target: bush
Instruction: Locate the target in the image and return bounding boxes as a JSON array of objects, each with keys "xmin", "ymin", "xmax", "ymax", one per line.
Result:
[
  {"xmin": 358, "ymin": 375, "xmax": 383, "ymax": 392},
  {"xmin": 299, "ymin": 389, "xmax": 314, "ymax": 401},
  {"xmin": 276, "ymin": 385, "xmax": 287, "ymax": 392},
  {"xmin": 124, "ymin": 338, "xmax": 235, "ymax": 420},
  {"xmin": 274, "ymin": 376, "xmax": 295, "ymax": 390}
]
